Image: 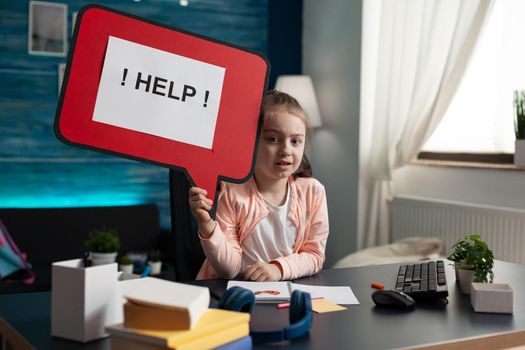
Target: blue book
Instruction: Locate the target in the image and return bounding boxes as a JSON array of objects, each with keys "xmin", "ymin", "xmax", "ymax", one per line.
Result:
[{"xmin": 214, "ymin": 336, "xmax": 252, "ymax": 350}]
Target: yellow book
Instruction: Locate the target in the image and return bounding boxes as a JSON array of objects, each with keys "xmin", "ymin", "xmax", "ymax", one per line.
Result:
[
  {"xmin": 123, "ymin": 278, "xmax": 210, "ymax": 329},
  {"xmin": 124, "ymin": 301, "xmax": 191, "ymax": 330},
  {"xmin": 110, "ymin": 324, "xmax": 249, "ymax": 350},
  {"xmin": 106, "ymin": 308, "xmax": 250, "ymax": 349}
]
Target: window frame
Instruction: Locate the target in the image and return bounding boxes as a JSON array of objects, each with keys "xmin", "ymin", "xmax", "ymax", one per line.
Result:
[{"xmin": 417, "ymin": 152, "xmax": 513, "ymax": 164}]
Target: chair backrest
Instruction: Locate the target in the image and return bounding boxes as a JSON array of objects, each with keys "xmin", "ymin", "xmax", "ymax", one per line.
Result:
[{"xmin": 169, "ymin": 170, "xmax": 205, "ymax": 281}]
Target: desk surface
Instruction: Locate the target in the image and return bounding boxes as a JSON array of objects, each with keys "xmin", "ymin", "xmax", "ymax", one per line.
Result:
[{"xmin": 1, "ymin": 260, "xmax": 524, "ymax": 350}]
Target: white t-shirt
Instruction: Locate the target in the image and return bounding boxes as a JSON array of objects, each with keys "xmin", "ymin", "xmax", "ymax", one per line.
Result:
[{"xmin": 240, "ymin": 184, "xmax": 297, "ymax": 272}]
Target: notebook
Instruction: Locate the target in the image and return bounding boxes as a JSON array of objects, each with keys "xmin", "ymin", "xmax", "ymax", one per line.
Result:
[{"xmin": 226, "ymin": 281, "xmax": 359, "ymax": 305}]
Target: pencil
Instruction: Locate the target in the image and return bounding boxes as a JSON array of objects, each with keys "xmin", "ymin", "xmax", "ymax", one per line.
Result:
[{"xmin": 277, "ymin": 297, "xmax": 324, "ymax": 309}]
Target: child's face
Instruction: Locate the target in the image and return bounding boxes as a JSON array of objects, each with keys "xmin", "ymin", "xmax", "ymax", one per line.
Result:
[{"xmin": 255, "ymin": 107, "xmax": 306, "ymax": 183}]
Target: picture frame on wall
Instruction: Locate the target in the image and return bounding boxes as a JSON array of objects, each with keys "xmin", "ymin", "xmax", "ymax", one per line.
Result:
[{"xmin": 28, "ymin": 1, "xmax": 68, "ymax": 56}]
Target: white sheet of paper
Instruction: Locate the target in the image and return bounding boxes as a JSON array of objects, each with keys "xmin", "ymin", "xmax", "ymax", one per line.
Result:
[
  {"xmin": 92, "ymin": 36, "xmax": 225, "ymax": 149},
  {"xmin": 291, "ymin": 283, "xmax": 360, "ymax": 305}
]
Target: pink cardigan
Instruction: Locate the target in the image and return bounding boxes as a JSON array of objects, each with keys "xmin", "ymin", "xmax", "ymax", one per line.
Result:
[{"xmin": 196, "ymin": 176, "xmax": 329, "ymax": 280}]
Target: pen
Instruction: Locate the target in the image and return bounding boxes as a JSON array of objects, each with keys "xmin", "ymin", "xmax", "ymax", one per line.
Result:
[
  {"xmin": 277, "ymin": 297, "xmax": 324, "ymax": 309},
  {"xmin": 83, "ymin": 252, "xmax": 91, "ymax": 268},
  {"xmin": 140, "ymin": 266, "xmax": 151, "ymax": 278}
]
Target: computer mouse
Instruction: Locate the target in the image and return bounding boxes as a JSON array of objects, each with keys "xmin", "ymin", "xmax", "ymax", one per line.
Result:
[{"xmin": 372, "ymin": 289, "xmax": 416, "ymax": 309}]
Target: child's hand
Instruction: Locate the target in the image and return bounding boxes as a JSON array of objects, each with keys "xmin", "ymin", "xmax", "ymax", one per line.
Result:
[
  {"xmin": 189, "ymin": 187, "xmax": 216, "ymax": 238},
  {"xmin": 244, "ymin": 261, "xmax": 282, "ymax": 281}
]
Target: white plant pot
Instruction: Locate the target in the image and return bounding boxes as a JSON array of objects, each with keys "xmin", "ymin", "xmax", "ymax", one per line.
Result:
[
  {"xmin": 91, "ymin": 252, "xmax": 118, "ymax": 266},
  {"xmin": 455, "ymin": 268, "xmax": 474, "ymax": 294},
  {"xmin": 515, "ymin": 140, "xmax": 525, "ymax": 167},
  {"xmin": 119, "ymin": 264, "xmax": 134, "ymax": 274},
  {"xmin": 148, "ymin": 261, "xmax": 162, "ymax": 275}
]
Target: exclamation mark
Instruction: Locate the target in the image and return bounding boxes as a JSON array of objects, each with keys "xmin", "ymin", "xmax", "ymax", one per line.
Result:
[
  {"xmin": 121, "ymin": 68, "xmax": 128, "ymax": 86},
  {"xmin": 203, "ymin": 90, "xmax": 210, "ymax": 107}
]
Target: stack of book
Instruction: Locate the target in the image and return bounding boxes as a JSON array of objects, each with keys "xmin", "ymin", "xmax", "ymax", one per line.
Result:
[{"xmin": 106, "ymin": 278, "xmax": 251, "ymax": 350}]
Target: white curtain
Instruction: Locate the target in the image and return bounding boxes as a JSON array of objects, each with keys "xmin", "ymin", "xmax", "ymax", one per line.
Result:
[{"xmin": 358, "ymin": 0, "xmax": 495, "ymax": 249}]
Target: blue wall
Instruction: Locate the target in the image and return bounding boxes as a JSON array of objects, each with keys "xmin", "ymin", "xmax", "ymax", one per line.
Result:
[{"xmin": 0, "ymin": 0, "xmax": 270, "ymax": 228}]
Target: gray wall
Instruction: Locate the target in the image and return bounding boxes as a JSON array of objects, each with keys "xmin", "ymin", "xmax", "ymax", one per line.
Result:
[{"xmin": 303, "ymin": 0, "xmax": 362, "ymax": 266}]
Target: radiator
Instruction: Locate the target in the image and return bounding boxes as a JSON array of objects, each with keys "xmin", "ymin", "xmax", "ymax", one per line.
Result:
[{"xmin": 392, "ymin": 195, "xmax": 525, "ymax": 264}]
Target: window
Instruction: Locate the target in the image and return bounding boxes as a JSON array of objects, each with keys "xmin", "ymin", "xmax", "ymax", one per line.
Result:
[{"xmin": 421, "ymin": 0, "xmax": 524, "ymax": 159}]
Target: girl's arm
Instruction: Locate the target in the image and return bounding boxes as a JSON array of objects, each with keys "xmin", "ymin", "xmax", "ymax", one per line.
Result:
[
  {"xmin": 271, "ymin": 183, "xmax": 329, "ymax": 280},
  {"xmin": 189, "ymin": 186, "xmax": 243, "ymax": 279},
  {"xmin": 188, "ymin": 187, "xmax": 216, "ymax": 237}
]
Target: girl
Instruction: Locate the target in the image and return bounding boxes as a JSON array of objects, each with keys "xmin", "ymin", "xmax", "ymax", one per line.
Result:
[{"xmin": 189, "ymin": 90, "xmax": 329, "ymax": 281}]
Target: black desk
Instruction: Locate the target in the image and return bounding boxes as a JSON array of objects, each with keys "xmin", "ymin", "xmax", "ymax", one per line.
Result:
[{"xmin": 1, "ymin": 261, "xmax": 524, "ymax": 350}]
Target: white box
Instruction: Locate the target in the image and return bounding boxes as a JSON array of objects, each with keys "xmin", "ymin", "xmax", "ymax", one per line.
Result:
[
  {"xmin": 471, "ymin": 283, "xmax": 513, "ymax": 314},
  {"xmin": 51, "ymin": 259, "xmax": 119, "ymax": 342}
]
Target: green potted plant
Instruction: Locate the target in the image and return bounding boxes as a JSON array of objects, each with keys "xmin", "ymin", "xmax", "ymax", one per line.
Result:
[
  {"xmin": 147, "ymin": 249, "xmax": 162, "ymax": 275},
  {"xmin": 118, "ymin": 254, "xmax": 133, "ymax": 274},
  {"xmin": 83, "ymin": 227, "xmax": 120, "ymax": 266},
  {"xmin": 513, "ymin": 90, "xmax": 525, "ymax": 166},
  {"xmin": 448, "ymin": 234, "xmax": 494, "ymax": 294}
]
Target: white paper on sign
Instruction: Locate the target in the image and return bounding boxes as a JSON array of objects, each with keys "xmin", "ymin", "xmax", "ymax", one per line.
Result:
[{"xmin": 92, "ymin": 36, "xmax": 225, "ymax": 149}]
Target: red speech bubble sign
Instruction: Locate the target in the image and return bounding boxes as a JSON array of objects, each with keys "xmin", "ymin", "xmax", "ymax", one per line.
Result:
[{"xmin": 55, "ymin": 5, "xmax": 269, "ymax": 213}]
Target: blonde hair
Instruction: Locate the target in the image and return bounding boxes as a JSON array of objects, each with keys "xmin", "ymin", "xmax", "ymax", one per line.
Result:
[{"xmin": 260, "ymin": 90, "xmax": 313, "ymax": 178}]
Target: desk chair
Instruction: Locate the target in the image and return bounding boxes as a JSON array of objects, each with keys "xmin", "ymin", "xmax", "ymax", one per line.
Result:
[{"xmin": 169, "ymin": 170, "xmax": 205, "ymax": 281}]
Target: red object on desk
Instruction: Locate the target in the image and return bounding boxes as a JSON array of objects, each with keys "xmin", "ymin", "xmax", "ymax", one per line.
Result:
[
  {"xmin": 277, "ymin": 297, "xmax": 324, "ymax": 309},
  {"xmin": 371, "ymin": 282, "xmax": 384, "ymax": 289}
]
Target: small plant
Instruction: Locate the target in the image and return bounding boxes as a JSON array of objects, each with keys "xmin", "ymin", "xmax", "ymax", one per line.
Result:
[
  {"xmin": 119, "ymin": 254, "xmax": 132, "ymax": 265},
  {"xmin": 448, "ymin": 234, "xmax": 494, "ymax": 283},
  {"xmin": 513, "ymin": 90, "xmax": 525, "ymax": 140},
  {"xmin": 83, "ymin": 228, "xmax": 120, "ymax": 253},
  {"xmin": 148, "ymin": 249, "xmax": 162, "ymax": 262}
]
